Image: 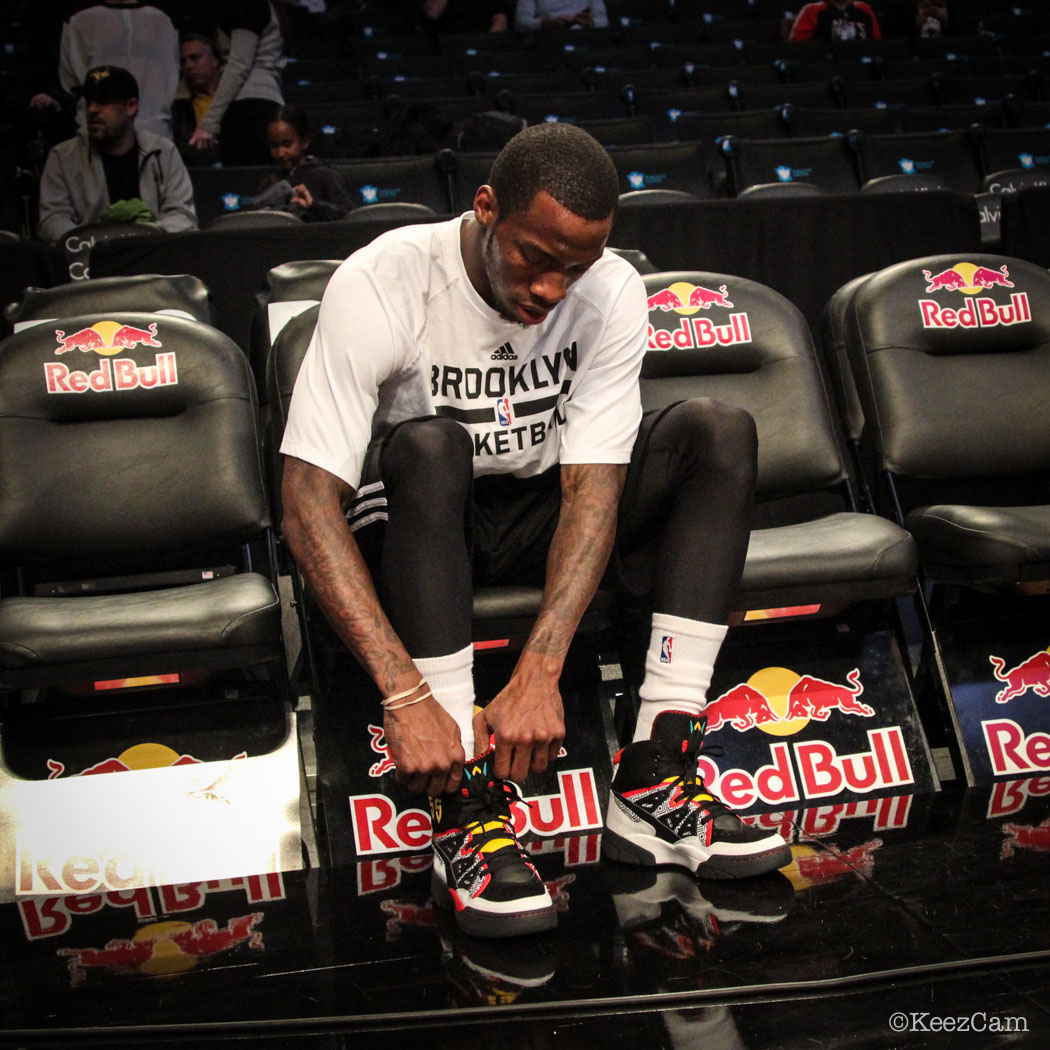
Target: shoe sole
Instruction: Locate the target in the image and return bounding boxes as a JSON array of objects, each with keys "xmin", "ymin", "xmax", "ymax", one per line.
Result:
[
  {"xmin": 602, "ymin": 805, "xmax": 793, "ymax": 879},
  {"xmin": 431, "ymin": 872, "xmax": 558, "ymax": 939}
]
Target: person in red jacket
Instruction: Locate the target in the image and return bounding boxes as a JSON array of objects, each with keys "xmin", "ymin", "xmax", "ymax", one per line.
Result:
[{"xmin": 789, "ymin": 0, "xmax": 882, "ymax": 41}]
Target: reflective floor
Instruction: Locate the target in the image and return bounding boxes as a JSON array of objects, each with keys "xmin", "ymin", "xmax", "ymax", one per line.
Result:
[{"xmin": 2, "ymin": 774, "xmax": 1049, "ymax": 1047}]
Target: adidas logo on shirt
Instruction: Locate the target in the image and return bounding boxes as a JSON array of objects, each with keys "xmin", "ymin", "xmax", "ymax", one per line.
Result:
[{"xmin": 490, "ymin": 341, "xmax": 517, "ymax": 360}]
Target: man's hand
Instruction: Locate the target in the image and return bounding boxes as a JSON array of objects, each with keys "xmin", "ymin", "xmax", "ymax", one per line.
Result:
[
  {"xmin": 188, "ymin": 126, "xmax": 215, "ymax": 150},
  {"xmin": 384, "ymin": 692, "xmax": 465, "ymax": 796},
  {"xmin": 473, "ymin": 650, "xmax": 565, "ymax": 783}
]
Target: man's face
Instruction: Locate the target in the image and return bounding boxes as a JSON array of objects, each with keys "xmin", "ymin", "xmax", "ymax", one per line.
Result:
[
  {"xmin": 475, "ymin": 188, "xmax": 613, "ymax": 327},
  {"xmin": 86, "ymin": 98, "xmax": 137, "ymax": 145},
  {"xmin": 180, "ymin": 40, "xmax": 220, "ymax": 93}
]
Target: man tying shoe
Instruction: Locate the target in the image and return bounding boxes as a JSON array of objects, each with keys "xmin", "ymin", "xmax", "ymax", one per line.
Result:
[{"xmin": 279, "ymin": 122, "xmax": 791, "ymax": 939}]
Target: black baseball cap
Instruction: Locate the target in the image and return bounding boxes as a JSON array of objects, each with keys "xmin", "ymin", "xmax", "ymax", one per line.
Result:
[{"xmin": 80, "ymin": 65, "xmax": 139, "ymax": 103}]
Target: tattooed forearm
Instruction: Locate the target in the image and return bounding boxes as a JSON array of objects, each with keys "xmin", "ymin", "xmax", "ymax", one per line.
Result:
[
  {"xmin": 524, "ymin": 462, "xmax": 626, "ymax": 662},
  {"xmin": 281, "ymin": 456, "xmax": 417, "ymax": 695}
]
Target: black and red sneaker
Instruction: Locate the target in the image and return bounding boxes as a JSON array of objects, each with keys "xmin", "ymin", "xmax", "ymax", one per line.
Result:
[
  {"xmin": 603, "ymin": 711, "xmax": 791, "ymax": 879},
  {"xmin": 430, "ymin": 749, "xmax": 556, "ymax": 938}
]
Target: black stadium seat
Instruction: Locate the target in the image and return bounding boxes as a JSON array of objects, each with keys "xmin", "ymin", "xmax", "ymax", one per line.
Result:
[
  {"xmin": 0, "ymin": 313, "xmax": 286, "ymax": 691},
  {"xmin": 857, "ymin": 129, "xmax": 984, "ymax": 195},
  {"xmin": 639, "ymin": 269, "xmax": 917, "ymax": 609},
  {"xmin": 837, "ymin": 253, "xmax": 1050, "ymax": 588},
  {"xmin": 720, "ymin": 134, "xmax": 862, "ymax": 196}
]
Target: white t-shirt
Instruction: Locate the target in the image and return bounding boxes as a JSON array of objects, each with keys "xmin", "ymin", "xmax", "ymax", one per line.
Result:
[{"xmin": 281, "ymin": 215, "xmax": 648, "ymax": 490}]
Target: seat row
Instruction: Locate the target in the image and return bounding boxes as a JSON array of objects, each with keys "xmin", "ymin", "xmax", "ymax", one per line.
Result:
[{"xmin": 4, "ymin": 250, "xmax": 1047, "ymax": 713}]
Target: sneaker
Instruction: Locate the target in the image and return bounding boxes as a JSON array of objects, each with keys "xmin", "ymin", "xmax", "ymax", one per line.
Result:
[
  {"xmin": 430, "ymin": 749, "xmax": 557, "ymax": 938},
  {"xmin": 603, "ymin": 711, "xmax": 792, "ymax": 878}
]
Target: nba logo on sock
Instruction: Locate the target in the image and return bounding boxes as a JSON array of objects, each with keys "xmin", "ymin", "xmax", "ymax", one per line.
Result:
[
  {"xmin": 496, "ymin": 397, "xmax": 512, "ymax": 426},
  {"xmin": 660, "ymin": 636, "xmax": 673, "ymax": 663}
]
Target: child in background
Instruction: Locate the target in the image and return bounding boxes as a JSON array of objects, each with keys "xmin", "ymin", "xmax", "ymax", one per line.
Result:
[{"xmin": 254, "ymin": 104, "xmax": 353, "ymax": 221}]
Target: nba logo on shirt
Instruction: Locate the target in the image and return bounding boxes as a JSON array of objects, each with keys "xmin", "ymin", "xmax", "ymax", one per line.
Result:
[
  {"xmin": 496, "ymin": 397, "xmax": 512, "ymax": 426},
  {"xmin": 660, "ymin": 636, "xmax": 673, "ymax": 664}
]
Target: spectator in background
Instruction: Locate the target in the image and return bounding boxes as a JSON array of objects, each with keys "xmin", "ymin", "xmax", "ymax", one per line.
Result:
[
  {"xmin": 54, "ymin": 0, "xmax": 179, "ymax": 140},
  {"xmin": 173, "ymin": 33, "xmax": 224, "ymax": 166},
  {"xmin": 515, "ymin": 0, "xmax": 608, "ymax": 32},
  {"xmin": 186, "ymin": 1, "xmax": 285, "ymax": 166},
  {"xmin": 421, "ymin": 0, "xmax": 511, "ymax": 33},
  {"xmin": 881, "ymin": 0, "xmax": 974, "ymax": 37},
  {"xmin": 788, "ymin": 0, "xmax": 882, "ymax": 41},
  {"xmin": 37, "ymin": 66, "xmax": 197, "ymax": 245},
  {"xmin": 252, "ymin": 104, "xmax": 354, "ymax": 221}
]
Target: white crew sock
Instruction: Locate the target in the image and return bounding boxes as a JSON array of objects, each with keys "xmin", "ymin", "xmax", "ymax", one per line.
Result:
[
  {"xmin": 634, "ymin": 613, "xmax": 728, "ymax": 742},
  {"xmin": 413, "ymin": 643, "xmax": 477, "ymax": 758}
]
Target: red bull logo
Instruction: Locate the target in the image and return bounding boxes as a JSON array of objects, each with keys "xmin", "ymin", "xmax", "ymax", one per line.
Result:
[
  {"xmin": 47, "ymin": 320, "xmax": 177, "ymax": 395},
  {"xmin": 792, "ymin": 838, "xmax": 883, "ymax": 885},
  {"xmin": 367, "ymin": 725, "xmax": 396, "ymax": 777},
  {"xmin": 982, "ymin": 718, "xmax": 1050, "ymax": 776},
  {"xmin": 646, "ymin": 281, "xmax": 751, "ymax": 351},
  {"xmin": 918, "ymin": 262, "xmax": 1031, "ymax": 330},
  {"xmin": 57, "ymin": 912, "xmax": 264, "ymax": 986},
  {"xmin": 989, "ymin": 647, "xmax": 1050, "ymax": 703},
  {"xmin": 705, "ymin": 667, "xmax": 874, "ymax": 735},
  {"xmin": 350, "ymin": 768, "xmax": 602, "ymax": 855}
]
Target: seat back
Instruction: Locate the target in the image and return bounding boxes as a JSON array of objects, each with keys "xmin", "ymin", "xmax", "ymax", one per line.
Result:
[
  {"xmin": 641, "ymin": 271, "xmax": 849, "ymax": 514},
  {"xmin": 721, "ymin": 134, "xmax": 862, "ymax": 196},
  {"xmin": 857, "ymin": 129, "xmax": 984, "ymax": 195},
  {"xmin": 189, "ymin": 165, "xmax": 273, "ymax": 225},
  {"xmin": 331, "ymin": 154, "xmax": 456, "ymax": 213},
  {"xmin": 250, "ymin": 260, "xmax": 340, "ymax": 409},
  {"xmin": 8, "ymin": 274, "xmax": 220, "ymax": 333},
  {"xmin": 605, "ymin": 142, "xmax": 712, "ymax": 198},
  {"xmin": 843, "ymin": 253, "xmax": 1050, "ymax": 513},
  {"xmin": 0, "ymin": 313, "xmax": 269, "ymax": 579}
]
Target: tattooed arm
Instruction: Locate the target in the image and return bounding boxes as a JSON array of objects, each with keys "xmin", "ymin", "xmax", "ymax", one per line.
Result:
[
  {"xmin": 282, "ymin": 456, "xmax": 465, "ymax": 795},
  {"xmin": 475, "ymin": 461, "xmax": 627, "ymax": 781}
]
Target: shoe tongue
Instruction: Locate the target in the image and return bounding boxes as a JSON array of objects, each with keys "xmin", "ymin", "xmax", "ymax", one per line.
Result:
[
  {"xmin": 461, "ymin": 748, "xmax": 495, "ymax": 790},
  {"xmin": 650, "ymin": 711, "xmax": 705, "ymax": 752}
]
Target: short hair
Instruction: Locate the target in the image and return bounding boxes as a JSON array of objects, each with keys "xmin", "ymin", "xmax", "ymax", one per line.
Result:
[
  {"xmin": 488, "ymin": 123, "xmax": 619, "ymax": 222},
  {"xmin": 272, "ymin": 103, "xmax": 311, "ymax": 141},
  {"xmin": 180, "ymin": 32, "xmax": 218, "ymax": 56}
]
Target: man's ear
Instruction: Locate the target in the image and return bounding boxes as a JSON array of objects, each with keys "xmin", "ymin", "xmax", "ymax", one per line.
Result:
[
  {"xmin": 473, "ymin": 184, "xmax": 499, "ymax": 228},
  {"xmin": 126, "ymin": 98, "xmax": 140, "ymax": 119}
]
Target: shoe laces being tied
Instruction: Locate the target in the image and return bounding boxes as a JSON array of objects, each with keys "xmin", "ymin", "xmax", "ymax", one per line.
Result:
[
  {"xmin": 664, "ymin": 717, "xmax": 731, "ymax": 820},
  {"xmin": 459, "ymin": 776, "xmax": 532, "ymax": 869}
]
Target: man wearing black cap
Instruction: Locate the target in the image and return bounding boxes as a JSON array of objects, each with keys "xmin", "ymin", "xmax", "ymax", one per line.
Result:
[{"xmin": 37, "ymin": 65, "xmax": 197, "ymax": 246}]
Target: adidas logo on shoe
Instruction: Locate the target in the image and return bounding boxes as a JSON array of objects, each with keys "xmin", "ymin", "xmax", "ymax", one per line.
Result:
[
  {"xmin": 490, "ymin": 342, "xmax": 517, "ymax": 360},
  {"xmin": 603, "ymin": 711, "xmax": 792, "ymax": 879}
]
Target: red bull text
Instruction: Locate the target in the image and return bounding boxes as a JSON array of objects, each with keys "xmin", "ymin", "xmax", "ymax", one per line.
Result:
[
  {"xmin": 349, "ymin": 767, "xmax": 602, "ymax": 855},
  {"xmin": 648, "ymin": 313, "xmax": 752, "ymax": 351},
  {"xmin": 987, "ymin": 775, "xmax": 1050, "ymax": 819},
  {"xmin": 982, "ymin": 718, "xmax": 1050, "ymax": 776},
  {"xmin": 918, "ymin": 263, "xmax": 1031, "ymax": 330}
]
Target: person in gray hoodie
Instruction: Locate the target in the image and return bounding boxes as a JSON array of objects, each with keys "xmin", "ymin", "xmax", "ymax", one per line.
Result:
[{"xmin": 37, "ymin": 65, "xmax": 197, "ymax": 246}]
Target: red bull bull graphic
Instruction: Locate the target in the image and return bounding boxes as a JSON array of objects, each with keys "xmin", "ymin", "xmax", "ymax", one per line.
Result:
[
  {"xmin": 982, "ymin": 719, "xmax": 1050, "ymax": 776},
  {"xmin": 918, "ymin": 262, "xmax": 1031, "ymax": 330},
  {"xmin": 792, "ymin": 838, "xmax": 883, "ymax": 885},
  {"xmin": 989, "ymin": 648, "xmax": 1050, "ymax": 703},
  {"xmin": 47, "ymin": 320, "xmax": 178, "ymax": 395},
  {"xmin": 646, "ymin": 281, "xmax": 751, "ymax": 351},
  {"xmin": 349, "ymin": 768, "xmax": 602, "ymax": 856},
  {"xmin": 46, "ymin": 743, "xmax": 247, "ymax": 779},
  {"xmin": 706, "ymin": 667, "xmax": 873, "ymax": 734},
  {"xmin": 57, "ymin": 912, "xmax": 264, "ymax": 986},
  {"xmin": 1000, "ymin": 816, "xmax": 1050, "ymax": 859}
]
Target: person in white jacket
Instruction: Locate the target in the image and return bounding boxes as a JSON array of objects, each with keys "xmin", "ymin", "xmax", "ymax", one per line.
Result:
[
  {"xmin": 56, "ymin": 0, "xmax": 179, "ymax": 140},
  {"xmin": 37, "ymin": 66, "xmax": 197, "ymax": 246},
  {"xmin": 514, "ymin": 0, "xmax": 608, "ymax": 32}
]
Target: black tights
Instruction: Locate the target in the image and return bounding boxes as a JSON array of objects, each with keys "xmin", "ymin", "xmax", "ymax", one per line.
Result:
[{"xmin": 374, "ymin": 400, "xmax": 757, "ymax": 657}]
